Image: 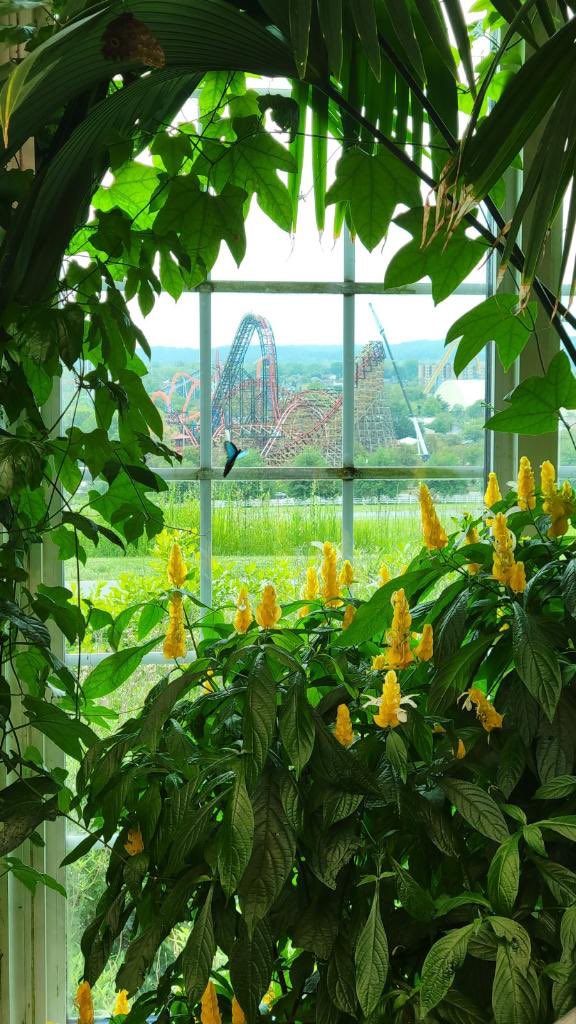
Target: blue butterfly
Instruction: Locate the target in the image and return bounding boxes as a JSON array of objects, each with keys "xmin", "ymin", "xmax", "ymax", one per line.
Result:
[{"xmin": 223, "ymin": 438, "xmax": 248, "ymax": 477}]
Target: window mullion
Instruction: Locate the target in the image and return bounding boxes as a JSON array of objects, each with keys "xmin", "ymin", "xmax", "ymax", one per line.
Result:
[
  {"xmin": 199, "ymin": 285, "xmax": 212, "ymax": 607},
  {"xmin": 342, "ymin": 228, "xmax": 355, "ymax": 561}
]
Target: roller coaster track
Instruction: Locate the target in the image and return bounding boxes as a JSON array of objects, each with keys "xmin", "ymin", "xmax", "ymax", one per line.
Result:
[
  {"xmin": 152, "ymin": 314, "xmax": 395, "ymax": 462},
  {"xmin": 211, "ymin": 313, "xmax": 279, "ymax": 430}
]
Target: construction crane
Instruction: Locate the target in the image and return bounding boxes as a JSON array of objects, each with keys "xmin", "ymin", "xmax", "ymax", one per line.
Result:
[{"xmin": 369, "ymin": 303, "xmax": 430, "ymax": 462}]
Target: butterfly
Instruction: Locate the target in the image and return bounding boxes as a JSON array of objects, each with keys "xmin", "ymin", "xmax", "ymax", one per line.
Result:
[
  {"xmin": 223, "ymin": 435, "xmax": 248, "ymax": 477},
  {"xmin": 101, "ymin": 13, "xmax": 165, "ymax": 68}
]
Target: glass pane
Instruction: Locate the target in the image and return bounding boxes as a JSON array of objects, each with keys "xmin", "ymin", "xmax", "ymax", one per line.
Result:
[
  {"xmin": 130, "ymin": 293, "xmax": 201, "ymax": 467},
  {"xmin": 212, "ymin": 479, "xmax": 342, "ymax": 608},
  {"xmin": 210, "ymin": 293, "xmax": 342, "ymax": 468},
  {"xmin": 354, "ymin": 294, "xmax": 485, "ymax": 470},
  {"xmin": 63, "ymin": 481, "xmax": 200, "ymax": 654}
]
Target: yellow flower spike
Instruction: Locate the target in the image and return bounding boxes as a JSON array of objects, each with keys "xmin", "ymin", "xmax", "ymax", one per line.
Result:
[
  {"xmin": 201, "ymin": 982, "xmax": 221, "ymax": 1024},
  {"xmin": 299, "ymin": 566, "xmax": 319, "ymax": 618},
  {"xmin": 433, "ymin": 723, "xmax": 446, "ymax": 734},
  {"xmin": 382, "ymin": 588, "xmax": 413, "ymax": 669},
  {"xmin": 321, "ymin": 541, "xmax": 342, "ymax": 606},
  {"xmin": 372, "ymin": 653, "xmax": 388, "ymax": 671},
  {"xmin": 465, "ymin": 524, "xmax": 480, "ymax": 574},
  {"xmin": 233, "ymin": 586, "xmax": 253, "ymax": 634},
  {"xmin": 202, "ymin": 679, "xmax": 214, "ymax": 693},
  {"xmin": 367, "ymin": 670, "xmax": 417, "ymax": 729},
  {"xmin": 339, "ymin": 560, "xmax": 355, "ymax": 587},
  {"xmin": 540, "ymin": 460, "xmax": 556, "ymax": 501},
  {"xmin": 484, "ymin": 471, "xmax": 502, "ymax": 508},
  {"xmin": 232, "ymin": 996, "xmax": 246, "ymax": 1024},
  {"xmin": 124, "ymin": 828, "xmax": 144, "ymax": 856},
  {"xmin": 75, "ymin": 982, "xmax": 94, "ymax": 1024},
  {"xmin": 509, "ymin": 561, "xmax": 526, "ymax": 594},
  {"xmin": 419, "ymin": 483, "xmax": 448, "ymax": 550},
  {"xmin": 492, "ymin": 513, "xmax": 516, "ymax": 585},
  {"xmin": 414, "ymin": 623, "xmax": 433, "ymax": 662},
  {"xmin": 167, "ymin": 542, "xmax": 187, "ymax": 587},
  {"xmin": 112, "ymin": 991, "xmax": 130, "ymax": 1017},
  {"xmin": 453, "ymin": 738, "xmax": 466, "ymax": 759},
  {"xmin": 255, "ymin": 584, "xmax": 282, "ymax": 629},
  {"xmin": 545, "ymin": 481, "xmax": 575, "ymax": 538},
  {"xmin": 342, "ymin": 604, "xmax": 356, "ymax": 630},
  {"xmin": 378, "ymin": 563, "xmax": 390, "ymax": 586},
  {"xmin": 163, "ymin": 592, "xmax": 186, "ymax": 659},
  {"xmin": 333, "ymin": 703, "xmax": 354, "ymax": 747},
  {"xmin": 517, "ymin": 456, "xmax": 536, "ymax": 511},
  {"xmin": 460, "ymin": 689, "xmax": 503, "ymax": 732}
]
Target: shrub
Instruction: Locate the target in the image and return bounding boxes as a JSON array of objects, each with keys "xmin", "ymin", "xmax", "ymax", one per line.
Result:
[{"xmin": 73, "ymin": 462, "xmax": 576, "ymax": 1024}]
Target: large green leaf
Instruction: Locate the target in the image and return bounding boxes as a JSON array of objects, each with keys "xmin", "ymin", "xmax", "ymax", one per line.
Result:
[
  {"xmin": 512, "ymin": 605, "xmax": 562, "ymax": 721},
  {"xmin": 446, "ymin": 294, "xmax": 537, "ymax": 375},
  {"xmin": 154, "ymin": 178, "xmax": 246, "ymax": 267},
  {"xmin": 384, "ymin": 208, "xmax": 488, "ymax": 304},
  {"xmin": 486, "ymin": 351, "xmax": 576, "ymax": 434},
  {"xmin": 440, "ymin": 778, "xmax": 509, "ymax": 844},
  {"xmin": 279, "ymin": 680, "xmax": 315, "ymax": 777},
  {"xmin": 238, "ymin": 771, "xmax": 296, "ymax": 929},
  {"xmin": 420, "ymin": 923, "xmax": 476, "ymax": 1017},
  {"xmin": 325, "ymin": 147, "xmax": 420, "ymax": 250},
  {"xmin": 93, "ymin": 162, "xmax": 162, "ymax": 225},
  {"xmin": 82, "ymin": 637, "xmax": 159, "ymax": 700},
  {"xmin": 182, "ymin": 887, "xmax": 216, "ymax": 1004},
  {"xmin": 218, "ymin": 771, "xmax": 254, "ymax": 897},
  {"xmin": 354, "ymin": 887, "xmax": 388, "ymax": 1015},
  {"xmin": 492, "ymin": 948, "xmax": 539, "ymax": 1024},
  {"xmin": 242, "ymin": 654, "xmax": 277, "ymax": 787},
  {"xmin": 230, "ymin": 917, "xmax": 273, "ymax": 1024},
  {"xmin": 487, "ymin": 835, "xmax": 520, "ymax": 915},
  {"xmin": 211, "ymin": 121, "xmax": 296, "ymax": 232}
]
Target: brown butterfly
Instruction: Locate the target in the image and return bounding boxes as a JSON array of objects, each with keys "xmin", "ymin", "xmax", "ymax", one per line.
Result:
[{"xmin": 101, "ymin": 12, "xmax": 165, "ymax": 68}]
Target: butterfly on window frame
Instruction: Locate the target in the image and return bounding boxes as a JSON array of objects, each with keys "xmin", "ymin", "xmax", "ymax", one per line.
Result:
[
  {"xmin": 101, "ymin": 12, "xmax": 165, "ymax": 68},
  {"xmin": 223, "ymin": 431, "xmax": 248, "ymax": 477}
]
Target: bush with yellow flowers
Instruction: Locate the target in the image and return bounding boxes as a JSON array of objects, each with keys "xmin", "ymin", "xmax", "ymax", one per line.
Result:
[{"xmin": 73, "ymin": 459, "xmax": 576, "ymax": 1024}]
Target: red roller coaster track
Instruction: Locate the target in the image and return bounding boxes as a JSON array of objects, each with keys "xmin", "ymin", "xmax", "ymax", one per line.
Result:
[{"xmin": 151, "ymin": 313, "xmax": 395, "ymax": 462}]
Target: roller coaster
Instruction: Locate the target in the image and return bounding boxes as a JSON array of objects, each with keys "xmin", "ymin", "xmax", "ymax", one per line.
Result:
[{"xmin": 151, "ymin": 313, "xmax": 396, "ymax": 465}]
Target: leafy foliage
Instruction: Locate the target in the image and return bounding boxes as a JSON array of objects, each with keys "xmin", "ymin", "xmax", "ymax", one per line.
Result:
[{"xmin": 62, "ymin": 468, "xmax": 576, "ymax": 1024}]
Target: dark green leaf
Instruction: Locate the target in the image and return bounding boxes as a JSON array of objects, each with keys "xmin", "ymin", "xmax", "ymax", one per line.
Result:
[
  {"xmin": 487, "ymin": 836, "xmax": 520, "ymax": 915},
  {"xmin": 230, "ymin": 917, "xmax": 273, "ymax": 1024},
  {"xmin": 279, "ymin": 681, "xmax": 315, "ymax": 777},
  {"xmin": 243, "ymin": 654, "xmax": 276, "ymax": 787},
  {"xmin": 512, "ymin": 605, "xmax": 562, "ymax": 721},
  {"xmin": 182, "ymin": 887, "xmax": 216, "ymax": 1004},
  {"xmin": 492, "ymin": 947, "xmax": 539, "ymax": 1024},
  {"xmin": 83, "ymin": 638, "xmax": 159, "ymax": 700},
  {"xmin": 355, "ymin": 886, "xmax": 388, "ymax": 1015},
  {"xmin": 239, "ymin": 771, "xmax": 295, "ymax": 930},
  {"xmin": 440, "ymin": 778, "xmax": 509, "ymax": 843},
  {"xmin": 420, "ymin": 924, "xmax": 476, "ymax": 1017},
  {"xmin": 218, "ymin": 771, "xmax": 254, "ymax": 897}
]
